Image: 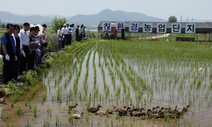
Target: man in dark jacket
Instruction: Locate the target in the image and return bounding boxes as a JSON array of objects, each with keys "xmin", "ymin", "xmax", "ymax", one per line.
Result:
[
  {"xmin": 1, "ymin": 24, "xmax": 16, "ymax": 84},
  {"xmin": 75, "ymin": 25, "xmax": 80, "ymax": 42}
]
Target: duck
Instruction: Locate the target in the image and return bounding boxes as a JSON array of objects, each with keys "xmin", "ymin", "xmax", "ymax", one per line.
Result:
[
  {"xmin": 72, "ymin": 112, "xmax": 84, "ymax": 119},
  {"xmin": 146, "ymin": 109, "xmax": 153, "ymax": 118},
  {"xmin": 106, "ymin": 106, "xmax": 116, "ymax": 114},
  {"xmin": 68, "ymin": 103, "xmax": 78, "ymax": 111},
  {"xmin": 140, "ymin": 107, "xmax": 145, "ymax": 112},
  {"xmin": 183, "ymin": 105, "xmax": 190, "ymax": 112},
  {"xmin": 131, "ymin": 105, "xmax": 140, "ymax": 112},
  {"xmin": 130, "ymin": 110, "xmax": 146, "ymax": 117},
  {"xmin": 117, "ymin": 107, "xmax": 131, "ymax": 116},
  {"xmin": 87, "ymin": 104, "xmax": 102, "ymax": 113},
  {"xmin": 114, "ymin": 106, "xmax": 127, "ymax": 112},
  {"xmin": 95, "ymin": 110, "xmax": 107, "ymax": 116}
]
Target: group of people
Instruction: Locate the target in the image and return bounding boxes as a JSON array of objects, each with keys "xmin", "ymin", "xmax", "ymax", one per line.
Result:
[
  {"xmin": 0, "ymin": 23, "xmax": 47, "ymax": 84},
  {"xmin": 57, "ymin": 24, "xmax": 86, "ymax": 49}
]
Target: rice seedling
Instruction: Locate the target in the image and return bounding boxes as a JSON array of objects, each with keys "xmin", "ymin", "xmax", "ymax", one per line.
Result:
[
  {"xmin": 6, "ymin": 122, "xmax": 14, "ymax": 127},
  {"xmin": 56, "ymin": 87, "xmax": 62, "ymax": 103},
  {"xmin": 73, "ymin": 80, "xmax": 78, "ymax": 95},
  {"xmin": 33, "ymin": 104, "xmax": 37, "ymax": 117},
  {"xmin": 41, "ymin": 92, "xmax": 47, "ymax": 104},
  {"xmin": 26, "ymin": 120, "xmax": 32, "ymax": 127},
  {"xmin": 43, "ymin": 119, "xmax": 50, "ymax": 127},
  {"xmin": 47, "ymin": 105, "xmax": 52, "ymax": 116},
  {"xmin": 55, "ymin": 117, "xmax": 62, "ymax": 127},
  {"xmin": 15, "ymin": 104, "xmax": 22, "ymax": 116}
]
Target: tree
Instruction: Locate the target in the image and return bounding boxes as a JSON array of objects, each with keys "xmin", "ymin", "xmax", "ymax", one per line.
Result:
[
  {"xmin": 51, "ymin": 17, "xmax": 67, "ymax": 33},
  {"xmin": 1, "ymin": 24, "xmax": 6, "ymax": 28},
  {"xmin": 168, "ymin": 16, "xmax": 177, "ymax": 22}
]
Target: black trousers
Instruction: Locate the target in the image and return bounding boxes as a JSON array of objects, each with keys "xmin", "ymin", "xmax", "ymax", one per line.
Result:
[
  {"xmin": 3, "ymin": 58, "xmax": 15, "ymax": 84},
  {"xmin": 66, "ymin": 34, "xmax": 72, "ymax": 45},
  {"xmin": 28, "ymin": 51, "xmax": 36, "ymax": 70},
  {"xmin": 62, "ymin": 36, "xmax": 65, "ymax": 48},
  {"xmin": 19, "ymin": 45, "xmax": 29, "ymax": 74},
  {"xmin": 14, "ymin": 55, "xmax": 20, "ymax": 79}
]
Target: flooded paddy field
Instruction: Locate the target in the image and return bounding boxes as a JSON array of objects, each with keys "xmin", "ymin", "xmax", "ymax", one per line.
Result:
[{"xmin": 0, "ymin": 39, "xmax": 212, "ymax": 127}]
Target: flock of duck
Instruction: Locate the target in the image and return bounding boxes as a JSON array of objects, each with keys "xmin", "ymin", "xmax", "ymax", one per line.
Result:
[{"xmin": 68, "ymin": 104, "xmax": 190, "ymax": 119}]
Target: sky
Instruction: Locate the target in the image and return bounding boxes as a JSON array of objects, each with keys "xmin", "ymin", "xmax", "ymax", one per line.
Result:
[{"xmin": 0, "ymin": 0, "xmax": 211, "ymax": 21}]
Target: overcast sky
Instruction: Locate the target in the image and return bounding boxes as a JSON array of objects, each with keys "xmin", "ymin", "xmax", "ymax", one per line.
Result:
[{"xmin": 0, "ymin": 0, "xmax": 211, "ymax": 21}]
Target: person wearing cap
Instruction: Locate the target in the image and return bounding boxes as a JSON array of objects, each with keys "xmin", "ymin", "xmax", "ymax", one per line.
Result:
[
  {"xmin": 61, "ymin": 24, "xmax": 69, "ymax": 48},
  {"xmin": 19, "ymin": 22, "xmax": 30, "ymax": 74},
  {"xmin": 1, "ymin": 23, "xmax": 16, "ymax": 84}
]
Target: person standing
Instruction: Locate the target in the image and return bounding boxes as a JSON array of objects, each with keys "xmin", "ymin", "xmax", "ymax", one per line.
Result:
[
  {"xmin": 1, "ymin": 24, "xmax": 16, "ymax": 84},
  {"xmin": 12, "ymin": 24, "xmax": 21, "ymax": 79},
  {"xmin": 75, "ymin": 25, "xmax": 80, "ymax": 42},
  {"xmin": 70, "ymin": 24, "xmax": 75, "ymax": 44},
  {"xmin": 57, "ymin": 27, "xmax": 63, "ymax": 50},
  {"xmin": 28, "ymin": 27, "xmax": 37, "ymax": 70},
  {"xmin": 19, "ymin": 22, "xmax": 30, "ymax": 74},
  {"xmin": 79, "ymin": 24, "xmax": 84, "ymax": 41},
  {"xmin": 112, "ymin": 27, "xmax": 118, "ymax": 39},
  {"xmin": 121, "ymin": 26, "xmax": 125, "ymax": 40},
  {"xmin": 61, "ymin": 24, "xmax": 69, "ymax": 48}
]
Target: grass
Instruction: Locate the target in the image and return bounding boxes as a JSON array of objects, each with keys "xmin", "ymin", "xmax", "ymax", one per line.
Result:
[
  {"xmin": 33, "ymin": 104, "xmax": 37, "ymax": 117},
  {"xmin": 15, "ymin": 104, "xmax": 22, "ymax": 116}
]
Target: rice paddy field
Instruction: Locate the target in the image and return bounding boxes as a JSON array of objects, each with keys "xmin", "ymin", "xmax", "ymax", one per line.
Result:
[{"xmin": 0, "ymin": 39, "xmax": 212, "ymax": 127}]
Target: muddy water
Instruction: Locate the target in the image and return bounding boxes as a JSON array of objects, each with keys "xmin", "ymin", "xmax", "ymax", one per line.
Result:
[
  {"xmin": 1, "ymin": 41, "xmax": 212, "ymax": 127},
  {"xmin": 125, "ymin": 59, "xmax": 212, "ymax": 127}
]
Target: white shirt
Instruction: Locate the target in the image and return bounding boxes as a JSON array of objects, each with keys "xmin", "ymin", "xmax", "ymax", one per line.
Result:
[
  {"xmin": 19, "ymin": 29, "xmax": 30, "ymax": 46},
  {"xmin": 57, "ymin": 29, "xmax": 63, "ymax": 36},
  {"xmin": 61, "ymin": 27, "xmax": 69, "ymax": 35}
]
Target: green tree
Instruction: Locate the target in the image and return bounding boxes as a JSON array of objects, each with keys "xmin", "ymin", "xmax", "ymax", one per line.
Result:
[
  {"xmin": 51, "ymin": 17, "xmax": 67, "ymax": 33},
  {"xmin": 168, "ymin": 16, "xmax": 177, "ymax": 22},
  {"xmin": 1, "ymin": 24, "xmax": 6, "ymax": 28}
]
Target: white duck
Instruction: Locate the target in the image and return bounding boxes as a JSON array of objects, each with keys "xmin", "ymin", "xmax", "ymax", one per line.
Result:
[{"xmin": 72, "ymin": 112, "xmax": 84, "ymax": 119}]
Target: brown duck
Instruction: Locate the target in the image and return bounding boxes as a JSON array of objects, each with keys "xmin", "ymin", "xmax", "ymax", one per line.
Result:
[
  {"xmin": 68, "ymin": 103, "xmax": 78, "ymax": 111},
  {"xmin": 87, "ymin": 105, "xmax": 102, "ymax": 113}
]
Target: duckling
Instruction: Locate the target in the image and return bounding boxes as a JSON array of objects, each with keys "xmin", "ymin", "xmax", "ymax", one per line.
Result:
[
  {"xmin": 152, "ymin": 107, "xmax": 157, "ymax": 114},
  {"xmin": 68, "ymin": 103, "xmax": 78, "ymax": 111},
  {"xmin": 183, "ymin": 105, "xmax": 190, "ymax": 112},
  {"xmin": 114, "ymin": 106, "xmax": 127, "ymax": 112},
  {"xmin": 152, "ymin": 113, "xmax": 159, "ymax": 119},
  {"xmin": 131, "ymin": 105, "xmax": 140, "ymax": 112},
  {"xmin": 156, "ymin": 106, "xmax": 160, "ymax": 109},
  {"xmin": 87, "ymin": 104, "xmax": 102, "ymax": 113},
  {"xmin": 140, "ymin": 108, "xmax": 145, "ymax": 112},
  {"xmin": 117, "ymin": 107, "xmax": 131, "ymax": 116},
  {"xmin": 72, "ymin": 112, "xmax": 84, "ymax": 119},
  {"xmin": 147, "ymin": 109, "xmax": 153, "ymax": 118},
  {"xmin": 106, "ymin": 106, "xmax": 116, "ymax": 114},
  {"xmin": 158, "ymin": 107, "xmax": 165, "ymax": 118},
  {"xmin": 95, "ymin": 110, "xmax": 107, "ymax": 116}
]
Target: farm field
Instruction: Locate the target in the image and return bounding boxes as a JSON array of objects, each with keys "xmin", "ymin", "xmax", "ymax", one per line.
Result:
[{"xmin": 0, "ymin": 39, "xmax": 212, "ymax": 127}]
